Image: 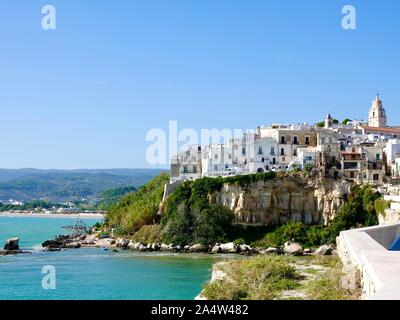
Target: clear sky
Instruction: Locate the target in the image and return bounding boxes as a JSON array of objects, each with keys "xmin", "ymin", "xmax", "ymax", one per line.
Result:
[{"xmin": 0, "ymin": 0, "xmax": 399, "ymax": 169}]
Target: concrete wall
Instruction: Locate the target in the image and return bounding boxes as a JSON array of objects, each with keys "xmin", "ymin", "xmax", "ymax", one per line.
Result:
[{"xmin": 337, "ymin": 223, "xmax": 400, "ymax": 300}]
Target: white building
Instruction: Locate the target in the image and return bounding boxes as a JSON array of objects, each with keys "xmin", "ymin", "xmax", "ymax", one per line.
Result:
[{"xmin": 385, "ymin": 139, "xmax": 400, "ymax": 169}]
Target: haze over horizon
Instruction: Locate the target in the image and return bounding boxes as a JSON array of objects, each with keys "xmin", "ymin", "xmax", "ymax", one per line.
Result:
[{"xmin": 1, "ymin": 0, "xmax": 399, "ymax": 169}]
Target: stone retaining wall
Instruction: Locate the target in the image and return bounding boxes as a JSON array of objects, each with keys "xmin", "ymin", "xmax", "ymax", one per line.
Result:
[{"xmin": 337, "ymin": 223, "xmax": 400, "ymax": 300}]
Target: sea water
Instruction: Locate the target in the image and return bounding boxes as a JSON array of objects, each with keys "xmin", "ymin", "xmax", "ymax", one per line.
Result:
[{"xmin": 0, "ymin": 216, "xmax": 225, "ymax": 300}]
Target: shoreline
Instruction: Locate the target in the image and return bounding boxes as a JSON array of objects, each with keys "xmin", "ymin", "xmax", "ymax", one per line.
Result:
[{"xmin": 0, "ymin": 212, "xmax": 105, "ymax": 219}]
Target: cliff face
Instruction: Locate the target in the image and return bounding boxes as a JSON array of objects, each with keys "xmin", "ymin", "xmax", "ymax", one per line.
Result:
[{"xmin": 211, "ymin": 177, "xmax": 351, "ymax": 226}]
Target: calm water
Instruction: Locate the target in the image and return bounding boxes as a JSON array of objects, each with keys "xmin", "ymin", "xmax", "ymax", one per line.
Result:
[{"xmin": 0, "ymin": 216, "xmax": 225, "ymax": 300}]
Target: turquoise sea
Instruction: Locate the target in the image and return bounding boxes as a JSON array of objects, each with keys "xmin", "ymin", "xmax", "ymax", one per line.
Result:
[{"xmin": 0, "ymin": 216, "xmax": 227, "ymax": 300}]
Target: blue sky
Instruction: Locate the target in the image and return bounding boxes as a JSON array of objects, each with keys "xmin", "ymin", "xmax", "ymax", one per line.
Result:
[{"xmin": 0, "ymin": 0, "xmax": 399, "ymax": 169}]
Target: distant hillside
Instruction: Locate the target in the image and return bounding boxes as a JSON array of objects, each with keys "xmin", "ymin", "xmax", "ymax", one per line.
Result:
[{"xmin": 0, "ymin": 169, "xmax": 166, "ymax": 203}]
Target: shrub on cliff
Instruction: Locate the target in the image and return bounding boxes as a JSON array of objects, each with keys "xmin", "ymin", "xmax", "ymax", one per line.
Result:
[
  {"xmin": 162, "ymin": 202, "xmax": 234, "ymax": 246},
  {"xmin": 106, "ymin": 173, "xmax": 170, "ymax": 234},
  {"xmin": 161, "ymin": 178, "xmax": 234, "ymax": 245},
  {"xmin": 326, "ymin": 185, "xmax": 380, "ymax": 242},
  {"xmin": 253, "ymin": 186, "xmax": 381, "ymax": 247},
  {"xmin": 253, "ymin": 222, "xmax": 329, "ymax": 248}
]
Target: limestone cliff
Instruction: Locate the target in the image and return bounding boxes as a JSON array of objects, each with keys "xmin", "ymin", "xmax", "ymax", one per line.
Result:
[{"xmin": 209, "ymin": 176, "xmax": 352, "ymax": 226}]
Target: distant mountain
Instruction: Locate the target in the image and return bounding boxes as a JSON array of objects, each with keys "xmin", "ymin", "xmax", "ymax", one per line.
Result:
[{"xmin": 0, "ymin": 169, "xmax": 166, "ymax": 203}]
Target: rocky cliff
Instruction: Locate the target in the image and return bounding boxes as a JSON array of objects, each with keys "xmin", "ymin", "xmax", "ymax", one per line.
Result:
[{"xmin": 209, "ymin": 176, "xmax": 351, "ymax": 226}]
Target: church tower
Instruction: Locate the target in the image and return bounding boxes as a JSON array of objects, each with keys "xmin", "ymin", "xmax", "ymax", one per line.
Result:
[
  {"xmin": 368, "ymin": 94, "xmax": 387, "ymax": 128},
  {"xmin": 325, "ymin": 113, "xmax": 333, "ymax": 129}
]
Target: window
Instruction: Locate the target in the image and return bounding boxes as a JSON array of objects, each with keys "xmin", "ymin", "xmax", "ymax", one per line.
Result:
[
  {"xmin": 305, "ymin": 136, "xmax": 310, "ymax": 145},
  {"xmin": 242, "ymin": 147, "xmax": 246, "ymax": 155},
  {"xmin": 228, "ymin": 154, "xmax": 232, "ymax": 159},
  {"xmin": 271, "ymin": 147, "xmax": 275, "ymax": 155},
  {"xmin": 281, "ymin": 148, "xmax": 285, "ymax": 156},
  {"xmin": 183, "ymin": 166, "xmax": 188, "ymax": 174},
  {"xmin": 350, "ymin": 172, "xmax": 355, "ymax": 179},
  {"xmin": 214, "ymin": 166, "xmax": 218, "ymax": 171},
  {"xmin": 281, "ymin": 136, "xmax": 285, "ymax": 144},
  {"xmin": 258, "ymin": 146, "xmax": 263, "ymax": 155},
  {"xmin": 262, "ymin": 158, "xmax": 265, "ymax": 163},
  {"xmin": 214, "ymin": 154, "xmax": 218, "ymax": 160},
  {"xmin": 193, "ymin": 165, "xmax": 197, "ymax": 173},
  {"xmin": 293, "ymin": 149, "xmax": 297, "ymax": 156},
  {"xmin": 272, "ymin": 158, "xmax": 276, "ymax": 164},
  {"xmin": 293, "ymin": 136, "xmax": 298, "ymax": 145},
  {"xmin": 282, "ymin": 156, "xmax": 286, "ymax": 162},
  {"xmin": 376, "ymin": 154, "xmax": 380, "ymax": 161}
]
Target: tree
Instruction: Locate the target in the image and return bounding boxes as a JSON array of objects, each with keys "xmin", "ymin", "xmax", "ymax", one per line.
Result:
[{"xmin": 193, "ymin": 204, "xmax": 234, "ymax": 245}]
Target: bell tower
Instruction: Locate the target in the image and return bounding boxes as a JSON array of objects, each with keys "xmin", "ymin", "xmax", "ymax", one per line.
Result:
[{"xmin": 368, "ymin": 94, "xmax": 387, "ymax": 128}]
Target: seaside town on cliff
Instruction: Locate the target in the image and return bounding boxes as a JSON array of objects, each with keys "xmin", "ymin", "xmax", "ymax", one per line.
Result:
[
  {"xmin": 171, "ymin": 94, "xmax": 400, "ymax": 186},
  {"xmin": 29, "ymin": 95, "xmax": 400, "ymax": 260}
]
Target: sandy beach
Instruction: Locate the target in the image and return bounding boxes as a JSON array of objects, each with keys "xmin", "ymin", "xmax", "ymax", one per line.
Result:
[{"xmin": 0, "ymin": 212, "xmax": 105, "ymax": 219}]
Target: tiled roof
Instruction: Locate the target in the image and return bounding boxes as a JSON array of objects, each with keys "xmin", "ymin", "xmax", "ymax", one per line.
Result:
[{"xmin": 361, "ymin": 126, "xmax": 400, "ymax": 134}]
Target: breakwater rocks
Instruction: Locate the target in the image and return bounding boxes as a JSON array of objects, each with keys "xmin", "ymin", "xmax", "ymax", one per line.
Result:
[
  {"xmin": 41, "ymin": 234, "xmax": 335, "ymax": 257},
  {"xmin": 42, "ymin": 234, "xmax": 87, "ymax": 251},
  {"xmin": 0, "ymin": 237, "xmax": 30, "ymax": 256}
]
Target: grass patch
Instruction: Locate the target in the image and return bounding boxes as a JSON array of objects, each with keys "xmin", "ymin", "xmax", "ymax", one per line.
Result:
[
  {"xmin": 131, "ymin": 224, "xmax": 162, "ymax": 243},
  {"xmin": 306, "ymin": 257, "xmax": 358, "ymax": 300},
  {"xmin": 202, "ymin": 256, "xmax": 303, "ymax": 300}
]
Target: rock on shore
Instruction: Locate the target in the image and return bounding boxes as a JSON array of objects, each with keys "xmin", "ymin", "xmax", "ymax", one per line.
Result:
[
  {"xmin": 0, "ymin": 237, "xmax": 30, "ymax": 256},
  {"xmin": 4, "ymin": 238, "xmax": 19, "ymax": 251}
]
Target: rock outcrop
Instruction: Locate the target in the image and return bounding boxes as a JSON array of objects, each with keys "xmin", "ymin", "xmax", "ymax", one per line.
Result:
[
  {"xmin": 4, "ymin": 238, "xmax": 19, "ymax": 251},
  {"xmin": 283, "ymin": 241, "xmax": 304, "ymax": 256},
  {"xmin": 1, "ymin": 237, "xmax": 30, "ymax": 256},
  {"xmin": 314, "ymin": 244, "xmax": 333, "ymax": 256},
  {"xmin": 213, "ymin": 176, "xmax": 351, "ymax": 226}
]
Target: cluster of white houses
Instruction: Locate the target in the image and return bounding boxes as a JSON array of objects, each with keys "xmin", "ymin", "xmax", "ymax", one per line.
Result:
[{"xmin": 171, "ymin": 95, "xmax": 400, "ymax": 185}]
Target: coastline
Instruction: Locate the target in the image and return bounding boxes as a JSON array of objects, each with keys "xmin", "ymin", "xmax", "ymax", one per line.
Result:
[{"xmin": 0, "ymin": 212, "xmax": 105, "ymax": 219}]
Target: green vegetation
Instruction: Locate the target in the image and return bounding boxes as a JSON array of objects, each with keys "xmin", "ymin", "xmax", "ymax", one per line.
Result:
[
  {"xmin": 253, "ymin": 222, "xmax": 330, "ymax": 248},
  {"xmin": 202, "ymin": 255, "xmax": 358, "ymax": 300},
  {"xmin": 106, "ymin": 173, "xmax": 170, "ymax": 235},
  {"xmin": 131, "ymin": 225, "xmax": 163, "ymax": 243},
  {"xmin": 0, "ymin": 200, "xmax": 56, "ymax": 212},
  {"xmin": 305, "ymin": 257, "xmax": 359, "ymax": 300},
  {"xmin": 251, "ymin": 185, "xmax": 383, "ymax": 248},
  {"xmin": 374, "ymin": 198, "xmax": 390, "ymax": 217},
  {"xmin": 342, "ymin": 118, "xmax": 352, "ymax": 125},
  {"xmin": 161, "ymin": 177, "xmax": 235, "ymax": 245},
  {"xmin": 326, "ymin": 185, "xmax": 380, "ymax": 242},
  {"xmin": 96, "ymin": 186, "xmax": 137, "ymax": 210},
  {"xmin": 160, "ymin": 173, "xmax": 277, "ymax": 245},
  {"xmin": 105, "ymin": 173, "xmax": 383, "ymax": 250},
  {"xmin": 202, "ymin": 256, "xmax": 302, "ymax": 300},
  {"xmin": 0, "ymin": 169, "xmax": 162, "ymax": 203}
]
